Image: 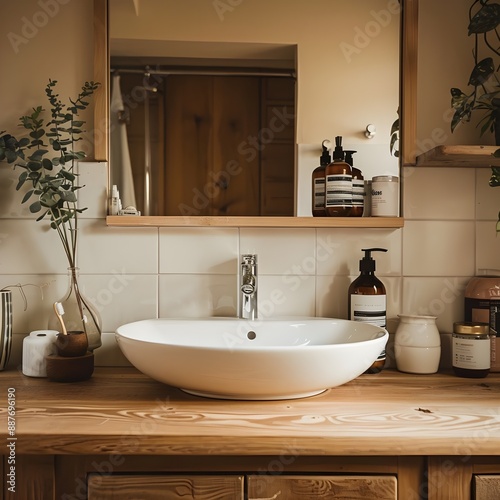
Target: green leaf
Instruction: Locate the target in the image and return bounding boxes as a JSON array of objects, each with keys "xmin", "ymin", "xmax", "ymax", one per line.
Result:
[
  {"xmin": 21, "ymin": 190, "xmax": 34, "ymax": 204},
  {"xmin": 52, "ymin": 140, "xmax": 61, "ymax": 151},
  {"xmin": 468, "ymin": 58, "xmax": 495, "ymax": 86},
  {"xmin": 16, "ymin": 171, "xmax": 28, "ymax": 191},
  {"xmin": 29, "ymin": 149, "xmax": 48, "ymax": 160},
  {"xmin": 60, "ymin": 191, "xmax": 77, "ymax": 203},
  {"xmin": 29, "ymin": 129, "xmax": 45, "ymax": 139},
  {"xmin": 27, "ymin": 160, "xmax": 42, "ymax": 171},
  {"xmin": 36, "ymin": 210, "xmax": 49, "ymax": 222},
  {"xmin": 59, "ymin": 169, "xmax": 76, "ymax": 181},
  {"xmin": 29, "ymin": 201, "xmax": 41, "ymax": 213},
  {"xmin": 468, "ymin": 3, "xmax": 500, "ymax": 34},
  {"xmin": 5, "ymin": 150, "xmax": 17, "ymax": 163},
  {"xmin": 450, "ymin": 88, "xmax": 469, "ymax": 109},
  {"xmin": 42, "ymin": 158, "xmax": 53, "ymax": 170},
  {"xmin": 19, "ymin": 137, "xmax": 30, "ymax": 147},
  {"xmin": 489, "ymin": 167, "xmax": 500, "ymax": 186}
]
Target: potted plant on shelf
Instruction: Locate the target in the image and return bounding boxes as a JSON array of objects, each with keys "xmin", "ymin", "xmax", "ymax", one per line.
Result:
[{"xmin": 0, "ymin": 79, "xmax": 102, "ymax": 351}]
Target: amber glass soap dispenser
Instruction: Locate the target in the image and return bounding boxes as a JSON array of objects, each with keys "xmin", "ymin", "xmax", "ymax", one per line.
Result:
[
  {"xmin": 311, "ymin": 140, "xmax": 331, "ymax": 217},
  {"xmin": 348, "ymin": 248, "xmax": 388, "ymax": 373},
  {"xmin": 325, "ymin": 136, "xmax": 352, "ymax": 216}
]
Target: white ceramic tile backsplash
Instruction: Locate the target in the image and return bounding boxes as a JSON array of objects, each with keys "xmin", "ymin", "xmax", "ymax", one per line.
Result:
[
  {"xmin": 403, "ymin": 167, "xmax": 475, "ymax": 219},
  {"xmin": 476, "ymin": 168, "xmax": 499, "ymax": 220},
  {"xmin": 159, "ymin": 227, "xmax": 238, "ymax": 274},
  {"xmin": 401, "ymin": 276, "xmax": 470, "ymax": 332},
  {"xmin": 239, "ymin": 228, "xmax": 316, "ymax": 275},
  {"xmin": 0, "ymin": 220, "xmax": 69, "ymax": 275},
  {"xmin": 316, "ymin": 228, "xmax": 402, "ymax": 276},
  {"xmin": 2, "ymin": 164, "xmax": 499, "ymax": 367},
  {"xmin": 476, "ymin": 221, "xmax": 500, "ymax": 272},
  {"xmin": 84, "ymin": 273, "xmax": 158, "ymax": 331},
  {"xmin": 258, "ymin": 274, "xmax": 316, "ymax": 318},
  {"xmin": 78, "ymin": 220, "xmax": 158, "ymax": 274},
  {"xmin": 0, "ymin": 165, "xmax": 31, "ymax": 218},
  {"xmin": 159, "ymin": 274, "xmax": 237, "ymax": 318},
  {"xmin": 402, "ymin": 220, "xmax": 475, "ymax": 276},
  {"xmin": 78, "ymin": 161, "xmax": 108, "ymax": 218}
]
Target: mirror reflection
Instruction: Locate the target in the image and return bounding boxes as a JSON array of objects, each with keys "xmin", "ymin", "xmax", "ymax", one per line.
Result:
[{"xmin": 109, "ymin": 0, "xmax": 400, "ymax": 217}]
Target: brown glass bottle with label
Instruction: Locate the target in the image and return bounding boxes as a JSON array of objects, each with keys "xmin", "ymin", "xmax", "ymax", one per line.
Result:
[
  {"xmin": 348, "ymin": 248, "xmax": 388, "ymax": 373},
  {"xmin": 325, "ymin": 136, "xmax": 352, "ymax": 216},
  {"xmin": 311, "ymin": 140, "xmax": 330, "ymax": 217},
  {"xmin": 345, "ymin": 150, "xmax": 364, "ymax": 217}
]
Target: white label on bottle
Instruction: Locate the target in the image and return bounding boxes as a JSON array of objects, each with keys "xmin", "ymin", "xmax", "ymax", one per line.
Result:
[
  {"xmin": 352, "ymin": 179, "xmax": 364, "ymax": 207},
  {"xmin": 313, "ymin": 177, "xmax": 325, "ymax": 209},
  {"xmin": 350, "ymin": 295, "xmax": 386, "ymax": 327},
  {"xmin": 325, "ymin": 174, "xmax": 352, "ymax": 207},
  {"xmin": 453, "ymin": 338, "xmax": 490, "ymax": 370}
]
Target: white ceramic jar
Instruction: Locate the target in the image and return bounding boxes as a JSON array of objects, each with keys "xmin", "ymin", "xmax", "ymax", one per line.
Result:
[{"xmin": 394, "ymin": 315, "xmax": 441, "ymax": 374}]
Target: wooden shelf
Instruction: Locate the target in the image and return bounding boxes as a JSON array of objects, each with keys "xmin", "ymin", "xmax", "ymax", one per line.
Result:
[
  {"xmin": 416, "ymin": 145, "xmax": 500, "ymax": 167},
  {"xmin": 106, "ymin": 215, "xmax": 404, "ymax": 228}
]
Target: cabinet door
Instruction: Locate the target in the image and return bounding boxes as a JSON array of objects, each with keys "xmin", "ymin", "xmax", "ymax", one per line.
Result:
[
  {"xmin": 474, "ymin": 475, "xmax": 500, "ymax": 499},
  {"xmin": 247, "ymin": 475, "xmax": 397, "ymax": 499},
  {"xmin": 87, "ymin": 474, "xmax": 244, "ymax": 499}
]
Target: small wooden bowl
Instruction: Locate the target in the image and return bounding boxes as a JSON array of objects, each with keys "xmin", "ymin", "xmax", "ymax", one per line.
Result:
[{"xmin": 56, "ymin": 331, "xmax": 88, "ymax": 357}]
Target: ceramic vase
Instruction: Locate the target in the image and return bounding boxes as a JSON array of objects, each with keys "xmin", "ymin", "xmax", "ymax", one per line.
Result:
[
  {"xmin": 0, "ymin": 290, "xmax": 13, "ymax": 371},
  {"xmin": 394, "ymin": 315, "xmax": 441, "ymax": 374}
]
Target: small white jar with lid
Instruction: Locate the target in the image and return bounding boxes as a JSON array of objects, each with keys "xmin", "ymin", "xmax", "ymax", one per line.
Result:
[
  {"xmin": 371, "ymin": 175, "xmax": 399, "ymax": 217},
  {"xmin": 394, "ymin": 315, "xmax": 441, "ymax": 374}
]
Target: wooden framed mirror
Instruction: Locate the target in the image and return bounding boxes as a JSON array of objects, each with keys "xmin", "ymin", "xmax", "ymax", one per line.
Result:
[{"xmin": 94, "ymin": 0, "xmax": 416, "ymax": 227}]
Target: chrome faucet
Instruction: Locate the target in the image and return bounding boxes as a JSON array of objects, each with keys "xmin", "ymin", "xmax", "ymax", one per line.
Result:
[{"xmin": 240, "ymin": 254, "xmax": 258, "ymax": 319}]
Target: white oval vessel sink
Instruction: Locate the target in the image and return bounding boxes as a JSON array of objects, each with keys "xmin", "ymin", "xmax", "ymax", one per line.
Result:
[{"xmin": 115, "ymin": 317, "xmax": 388, "ymax": 400}]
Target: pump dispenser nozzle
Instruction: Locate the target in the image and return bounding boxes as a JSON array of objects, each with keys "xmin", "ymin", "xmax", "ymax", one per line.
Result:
[
  {"xmin": 359, "ymin": 248, "xmax": 387, "ymax": 272},
  {"xmin": 344, "ymin": 150, "xmax": 357, "ymax": 167},
  {"xmin": 320, "ymin": 140, "xmax": 331, "ymax": 166},
  {"xmin": 333, "ymin": 136, "xmax": 344, "ymax": 160}
]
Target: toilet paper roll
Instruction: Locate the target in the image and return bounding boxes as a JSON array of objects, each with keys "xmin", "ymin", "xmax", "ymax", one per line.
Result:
[{"xmin": 22, "ymin": 330, "xmax": 58, "ymax": 377}]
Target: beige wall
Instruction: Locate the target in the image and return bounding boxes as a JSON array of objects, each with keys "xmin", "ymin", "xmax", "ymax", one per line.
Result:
[
  {"xmin": 417, "ymin": 0, "xmax": 496, "ymax": 151},
  {"xmin": 110, "ymin": 0, "xmax": 400, "ymax": 146},
  {"xmin": 0, "ymin": 0, "xmax": 95, "ymax": 147},
  {"xmin": 0, "ymin": 0, "xmax": 499, "ymax": 373}
]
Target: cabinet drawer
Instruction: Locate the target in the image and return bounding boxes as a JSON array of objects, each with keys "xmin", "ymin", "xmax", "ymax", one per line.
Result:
[
  {"xmin": 474, "ymin": 475, "xmax": 500, "ymax": 500},
  {"xmin": 247, "ymin": 474, "xmax": 397, "ymax": 499},
  {"xmin": 87, "ymin": 474, "xmax": 244, "ymax": 499}
]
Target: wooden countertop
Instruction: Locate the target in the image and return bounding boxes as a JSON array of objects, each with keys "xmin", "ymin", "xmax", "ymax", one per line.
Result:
[{"xmin": 1, "ymin": 368, "xmax": 499, "ymax": 456}]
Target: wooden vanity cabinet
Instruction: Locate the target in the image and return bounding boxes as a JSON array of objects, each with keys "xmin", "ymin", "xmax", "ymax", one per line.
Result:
[
  {"xmin": 247, "ymin": 474, "xmax": 397, "ymax": 499},
  {"xmin": 87, "ymin": 474, "xmax": 245, "ymax": 499},
  {"xmin": 86, "ymin": 473, "xmax": 397, "ymax": 500},
  {"xmin": 11, "ymin": 454, "xmax": 498, "ymax": 499},
  {"xmin": 49, "ymin": 455, "xmax": 421, "ymax": 499},
  {"xmin": 427, "ymin": 457, "xmax": 500, "ymax": 500}
]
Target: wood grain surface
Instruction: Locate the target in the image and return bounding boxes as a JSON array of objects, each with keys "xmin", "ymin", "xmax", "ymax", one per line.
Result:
[
  {"xmin": 0, "ymin": 368, "xmax": 499, "ymax": 456},
  {"xmin": 105, "ymin": 215, "xmax": 405, "ymax": 228}
]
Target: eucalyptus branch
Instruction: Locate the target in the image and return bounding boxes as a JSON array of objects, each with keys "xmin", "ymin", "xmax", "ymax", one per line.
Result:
[{"xmin": 0, "ymin": 80, "xmax": 99, "ymax": 269}]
